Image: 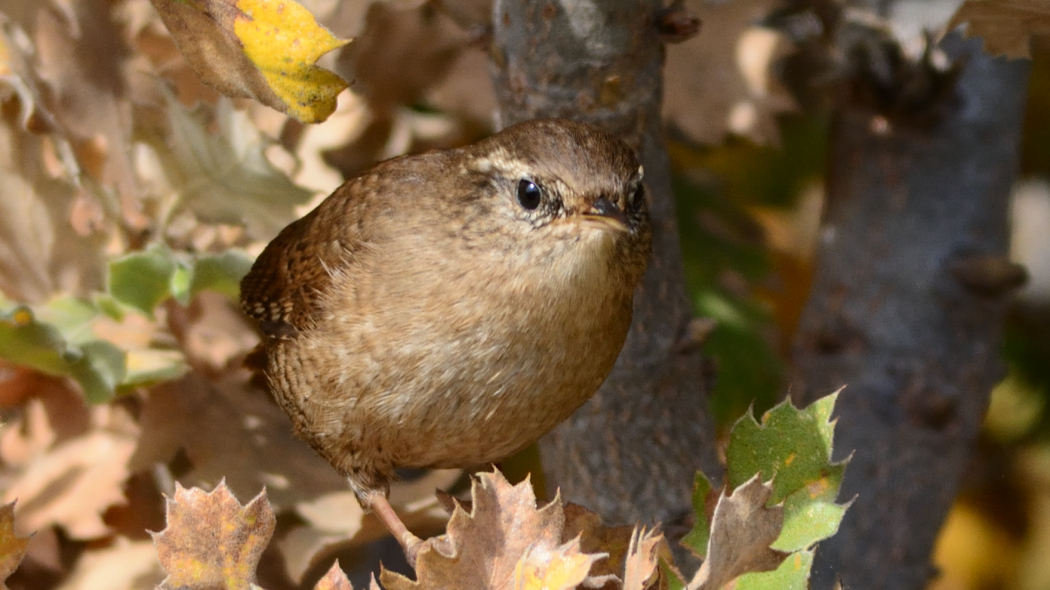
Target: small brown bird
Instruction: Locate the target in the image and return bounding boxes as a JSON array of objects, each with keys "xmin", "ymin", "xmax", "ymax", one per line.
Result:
[{"xmin": 240, "ymin": 118, "xmax": 651, "ymax": 562}]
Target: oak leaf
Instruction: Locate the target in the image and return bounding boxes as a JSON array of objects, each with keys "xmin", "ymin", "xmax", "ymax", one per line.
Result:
[
  {"xmin": 380, "ymin": 471, "xmax": 607, "ymax": 590},
  {"xmin": 560, "ymin": 503, "xmax": 634, "ymax": 585},
  {"xmin": 725, "ymin": 391, "xmax": 849, "ymax": 553},
  {"xmin": 1, "ymin": 399, "xmax": 138, "ymax": 540},
  {"xmin": 313, "ymin": 560, "xmax": 382, "ymax": 590},
  {"xmin": 152, "ymin": 481, "xmax": 274, "ymax": 590},
  {"xmin": 622, "ymin": 528, "xmax": 676, "ymax": 590},
  {"xmin": 0, "ymin": 503, "xmax": 30, "ymax": 590},
  {"xmin": 687, "ymin": 476, "xmax": 787, "ymax": 590},
  {"xmin": 512, "ymin": 538, "xmax": 602, "ymax": 590},
  {"xmin": 129, "ymin": 372, "xmax": 347, "ymax": 511}
]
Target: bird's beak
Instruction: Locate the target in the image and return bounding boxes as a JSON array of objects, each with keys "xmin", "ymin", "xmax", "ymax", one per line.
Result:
[{"xmin": 580, "ymin": 196, "xmax": 629, "ymax": 232}]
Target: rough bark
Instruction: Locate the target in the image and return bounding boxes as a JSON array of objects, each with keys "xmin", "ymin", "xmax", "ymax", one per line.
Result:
[
  {"xmin": 791, "ymin": 34, "xmax": 1030, "ymax": 589},
  {"xmin": 488, "ymin": 1, "xmax": 722, "ymax": 527}
]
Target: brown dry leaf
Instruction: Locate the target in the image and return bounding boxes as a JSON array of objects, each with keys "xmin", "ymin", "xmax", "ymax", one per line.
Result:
[
  {"xmin": 314, "ymin": 1, "xmax": 489, "ymax": 179},
  {"xmin": 561, "ymin": 503, "xmax": 634, "ymax": 585},
  {"xmin": 150, "ymin": 0, "xmax": 349, "ymax": 122},
  {"xmin": 3, "ymin": 1, "xmax": 149, "ymax": 235},
  {"xmin": 174, "ymin": 291, "xmax": 259, "ymax": 372},
  {"xmin": 129, "ymin": 371, "xmax": 347, "ymax": 510},
  {"xmin": 0, "ymin": 503, "xmax": 30, "ymax": 590},
  {"xmin": 2, "ymin": 401, "xmax": 139, "ymax": 540},
  {"xmin": 0, "ymin": 379, "xmax": 89, "ymax": 465},
  {"xmin": 314, "ymin": 560, "xmax": 355, "ymax": 590},
  {"xmin": 430, "ymin": 0, "xmax": 492, "ymax": 31},
  {"xmin": 622, "ymin": 528, "xmax": 674, "ymax": 590},
  {"xmin": 55, "ymin": 538, "xmax": 164, "ymax": 590},
  {"xmin": 687, "ymin": 476, "xmax": 788, "ymax": 590},
  {"xmin": 336, "ymin": 1, "xmax": 472, "ymax": 115},
  {"xmin": 0, "ymin": 32, "xmax": 108, "ymax": 302},
  {"xmin": 381, "ymin": 471, "xmax": 606, "ymax": 590},
  {"xmin": 664, "ymin": 0, "xmax": 795, "ymax": 146},
  {"xmin": 313, "ymin": 560, "xmax": 382, "ymax": 590},
  {"xmin": 0, "ymin": 381, "xmax": 58, "ymax": 463},
  {"xmin": 318, "ymin": 0, "xmax": 482, "ymax": 178},
  {"xmin": 280, "ymin": 470, "xmax": 460, "ymax": 583},
  {"xmin": 124, "ymin": 1, "xmax": 224, "ymax": 108},
  {"xmin": 31, "ymin": 0, "xmax": 142, "ymax": 221},
  {"xmin": 152, "ymin": 481, "xmax": 274, "ymax": 590},
  {"xmin": 314, "ymin": 561, "xmax": 354, "ymax": 590},
  {"xmin": 425, "ymin": 47, "xmax": 498, "ymax": 126},
  {"xmin": 0, "ymin": 363, "xmax": 42, "ymax": 408},
  {"xmin": 947, "ymin": 0, "xmax": 1050, "ymax": 58}
]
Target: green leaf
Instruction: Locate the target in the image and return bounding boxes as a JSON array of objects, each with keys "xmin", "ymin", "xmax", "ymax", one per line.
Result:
[
  {"xmin": 71, "ymin": 340, "xmax": 127, "ymax": 403},
  {"xmin": 171, "ymin": 265, "xmax": 193, "ymax": 305},
  {"xmin": 93, "ymin": 293, "xmax": 127, "ymax": 321},
  {"xmin": 108, "ymin": 244, "xmax": 178, "ymax": 315},
  {"xmin": 681, "ymin": 471, "xmax": 714, "ymax": 559},
  {"xmin": 734, "ymin": 549, "xmax": 813, "ymax": 590},
  {"xmin": 189, "ymin": 250, "xmax": 254, "ymax": 301},
  {"xmin": 0, "ymin": 305, "xmax": 126, "ymax": 403},
  {"xmin": 661, "ymin": 559, "xmax": 687, "ymax": 590},
  {"xmin": 33, "ymin": 296, "xmax": 99, "ymax": 344},
  {"xmin": 774, "ymin": 464, "xmax": 849, "ymax": 552},
  {"xmin": 722, "ymin": 391, "xmax": 849, "ymax": 581},
  {"xmin": 0, "ymin": 306, "xmax": 76, "ymax": 375},
  {"xmin": 726, "ymin": 392, "xmax": 839, "ymax": 503}
]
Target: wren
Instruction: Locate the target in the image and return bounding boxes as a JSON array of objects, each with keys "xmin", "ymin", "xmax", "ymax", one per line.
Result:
[{"xmin": 240, "ymin": 118, "xmax": 652, "ymax": 562}]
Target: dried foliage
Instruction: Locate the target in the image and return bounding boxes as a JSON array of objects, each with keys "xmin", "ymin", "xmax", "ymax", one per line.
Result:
[
  {"xmin": 153, "ymin": 481, "xmax": 275, "ymax": 590},
  {"xmin": 380, "ymin": 473, "xmax": 611, "ymax": 590},
  {"xmin": 133, "ymin": 453, "xmax": 836, "ymax": 590},
  {"xmin": 664, "ymin": 0, "xmax": 796, "ymax": 145},
  {"xmin": 687, "ymin": 477, "xmax": 787, "ymax": 590},
  {"xmin": 0, "ymin": 503, "xmax": 29, "ymax": 590}
]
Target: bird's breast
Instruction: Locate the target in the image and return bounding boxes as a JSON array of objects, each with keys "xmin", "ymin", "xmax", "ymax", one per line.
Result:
[{"xmin": 309, "ymin": 234, "xmax": 636, "ymax": 469}]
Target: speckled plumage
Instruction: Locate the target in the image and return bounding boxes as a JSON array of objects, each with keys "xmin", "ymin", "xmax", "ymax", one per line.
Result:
[{"xmin": 240, "ymin": 118, "xmax": 651, "ymax": 505}]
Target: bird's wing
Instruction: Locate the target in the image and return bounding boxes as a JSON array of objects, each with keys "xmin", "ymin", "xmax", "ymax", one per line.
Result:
[{"xmin": 240, "ymin": 183, "xmax": 362, "ymax": 339}]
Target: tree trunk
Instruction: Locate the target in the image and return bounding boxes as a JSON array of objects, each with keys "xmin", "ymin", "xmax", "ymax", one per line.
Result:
[
  {"xmin": 791, "ymin": 33, "xmax": 1030, "ymax": 589},
  {"xmin": 489, "ymin": 0, "xmax": 722, "ymax": 528}
]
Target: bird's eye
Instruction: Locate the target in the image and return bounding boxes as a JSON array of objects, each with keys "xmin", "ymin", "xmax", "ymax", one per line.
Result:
[
  {"xmin": 516, "ymin": 179, "xmax": 542, "ymax": 210},
  {"xmin": 628, "ymin": 184, "xmax": 645, "ymax": 210}
]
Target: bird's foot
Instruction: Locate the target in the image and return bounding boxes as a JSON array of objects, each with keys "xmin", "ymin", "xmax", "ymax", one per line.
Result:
[
  {"xmin": 401, "ymin": 534, "xmax": 456, "ymax": 568},
  {"xmin": 369, "ymin": 493, "xmax": 455, "ymax": 569}
]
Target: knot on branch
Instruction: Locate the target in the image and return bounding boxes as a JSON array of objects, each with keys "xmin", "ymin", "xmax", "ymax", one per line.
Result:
[{"xmin": 949, "ymin": 254, "xmax": 1028, "ymax": 298}]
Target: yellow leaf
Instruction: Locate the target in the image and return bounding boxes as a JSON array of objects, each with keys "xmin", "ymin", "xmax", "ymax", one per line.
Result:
[
  {"xmin": 513, "ymin": 539, "xmax": 603, "ymax": 590},
  {"xmin": 151, "ymin": 0, "xmax": 349, "ymax": 123},
  {"xmin": 233, "ymin": 0, "xmax": 349, "ymax": 122}
]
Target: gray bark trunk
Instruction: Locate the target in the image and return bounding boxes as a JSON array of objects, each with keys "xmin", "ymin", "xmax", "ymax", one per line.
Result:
[
  {"xmin": 489, "ymin": 0, "xmax": 722, "ymax": 528},
  {"xmin": 791, "ymin": 33, "xmax": 1030, "ymax": 589}
]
